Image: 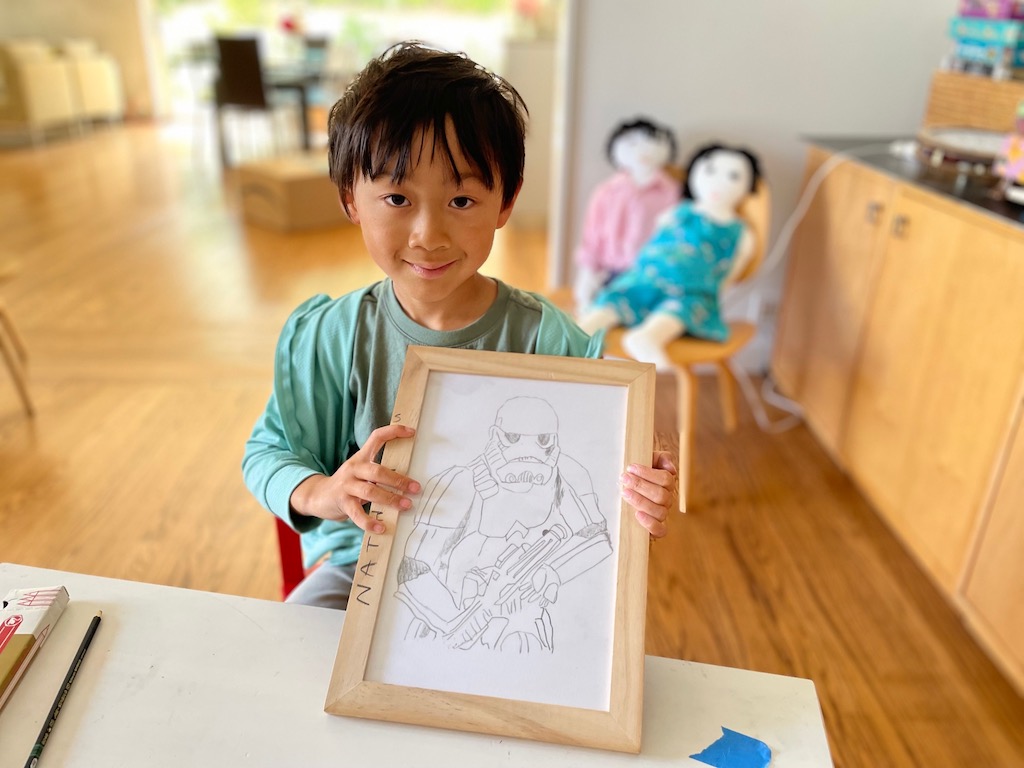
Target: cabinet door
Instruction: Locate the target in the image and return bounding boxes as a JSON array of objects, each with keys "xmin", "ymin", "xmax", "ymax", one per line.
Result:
[
  {"xmin": 963, "ymin": 398, "xmax": 1024, "ymax": 694},
  {"xmin": 900, "ymin": 215, "xmax": 1024, "ymax": 590},
  {"xmin": 772, "ymin": 149, "xmax": 894, "ymax": 457},
  {"xmin": 845, "ymin": 190, "xmax": 1024, "ymax": 590}
]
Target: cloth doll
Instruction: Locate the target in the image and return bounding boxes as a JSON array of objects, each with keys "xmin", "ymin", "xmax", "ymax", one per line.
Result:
[
  {"xmin": 577, "ymin": 143, "xmax": 763, "ymax": 369},
  {"xmin": 573, "ymin": 117, "xmax": 680, "ymax": 310}
]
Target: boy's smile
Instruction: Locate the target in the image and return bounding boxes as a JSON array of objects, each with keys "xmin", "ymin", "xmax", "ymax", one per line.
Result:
[
  {"xmin": 343, "ymin": 121, "xmax": 518, "ymax": 331},
  {"xmin": 406, "ymin": 260, "xmax": 456, "ymax": 279}
]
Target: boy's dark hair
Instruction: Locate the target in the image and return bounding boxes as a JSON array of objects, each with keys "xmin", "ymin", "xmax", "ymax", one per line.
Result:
[
  {"xmin": 328, "ymin": 41, "xmax": 528, "ymax": 214},
  {"xmin": 681, "ymin": 143, "xmax": 762, "ymax": 200},
  {"xmin": 605, "ymin": 117, "xmax": 678, "ymax": 167}
]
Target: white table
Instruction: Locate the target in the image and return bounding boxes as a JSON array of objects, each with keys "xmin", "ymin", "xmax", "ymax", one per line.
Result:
[{"xmin": 0, "ymin": 564, "xmax": 833, "ymax": 767}]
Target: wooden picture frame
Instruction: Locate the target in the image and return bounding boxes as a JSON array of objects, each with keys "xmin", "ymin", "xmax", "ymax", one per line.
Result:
[{"xmin": 325, "ymin": 346, "xmax": 655, "ymax": 753}]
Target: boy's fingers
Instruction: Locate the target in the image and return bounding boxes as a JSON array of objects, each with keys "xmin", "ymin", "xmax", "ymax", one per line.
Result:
[
  {"xmin": 345, "ymin": 498, "xmax": 393, "ymax": 535},
  {"xmin": 350, "ymin": 479, "xmax": 414, "ymax": 512},
  {"xmin": 620, "ymin": 472, "xmax": 673, "ymax": 514},
  {"xmin": 636, "ymin": 509, "xmax": 668, "ymax": 539},
  {"xmin": 341, "ymin": 498, "xmax": 377, "ymax": 532},
  {"xmin": 365, "ymin": 462, "xmax": 421, "ymax": 495},
  {"xmin": 651, "ymin": 451, "xmax": 678, "ymax": 475},
  {"xmin": 626, "ymin": 461, "xmax": 675, "ymax": 484},
  {"xmin": 362, "ymin": 424, "xmax": 416, "ymax": 458},
  {"xmin": 623, "ymin": 490, "xmax": 670, "ymax": 523}
]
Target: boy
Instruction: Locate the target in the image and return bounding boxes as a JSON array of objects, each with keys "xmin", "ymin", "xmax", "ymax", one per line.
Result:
[{"xmin": 242, "ymin": 42, "xmax": 677, "ymax": 609}]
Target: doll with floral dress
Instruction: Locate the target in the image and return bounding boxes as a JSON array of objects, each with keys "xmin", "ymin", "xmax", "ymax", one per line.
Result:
[
  {"xmin": 578, "ymin": 143, "xmax": 763, "ymax": 369},
  {"xmin": 572, "ymin": 118, "xmax": 680, "ymax": 310}
]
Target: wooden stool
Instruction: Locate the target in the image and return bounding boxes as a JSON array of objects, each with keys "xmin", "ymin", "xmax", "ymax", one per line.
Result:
[
  {"xmin": 0, "ymin": 263, "xmax": 34, "ymax": 416},
  {"xmin": 602, "ymin": 323, "xmax": 756, "ymax": 512}
]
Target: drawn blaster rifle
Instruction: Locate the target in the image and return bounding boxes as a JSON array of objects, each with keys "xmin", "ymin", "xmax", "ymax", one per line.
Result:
[{"xmin": 443, "ymin": 523, "xmax": 570, "ymax": 650}]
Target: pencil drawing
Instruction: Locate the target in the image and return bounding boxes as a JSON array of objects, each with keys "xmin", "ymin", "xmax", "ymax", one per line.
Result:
[{"xmin": 394, "ymin": 396, "xmax": 614, "ymax": 654}]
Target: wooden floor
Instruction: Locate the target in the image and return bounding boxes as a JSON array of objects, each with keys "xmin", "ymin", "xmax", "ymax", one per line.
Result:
[{"xmin": 1, "ymin": 123, "xmax": 1022, "ymax": 767}]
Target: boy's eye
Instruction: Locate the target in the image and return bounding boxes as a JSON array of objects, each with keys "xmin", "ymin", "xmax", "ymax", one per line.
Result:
[
  {"xmin": 384, "ymin": 194, "xmax": 409, "ymax": 207},
  {"xmin": 450, "ymin": 196, "xmax": 474, "ymax": 210}
]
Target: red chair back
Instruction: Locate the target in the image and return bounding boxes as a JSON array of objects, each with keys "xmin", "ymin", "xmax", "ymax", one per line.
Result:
[{"xmin": 275, "ymin": 518, "xmax": 305, "ymax": 599}]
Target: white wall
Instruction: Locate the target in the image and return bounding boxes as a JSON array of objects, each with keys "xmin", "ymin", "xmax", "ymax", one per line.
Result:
[
  {"xmin": 555, "ymin": 0, "xmax": 952, "ymax": 369},
  {"xmin": 504, "ymin": 36, "xmax": 557, "ymax": 228}
]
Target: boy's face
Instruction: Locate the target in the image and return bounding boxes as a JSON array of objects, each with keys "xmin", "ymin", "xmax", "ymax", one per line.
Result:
[{"xmin": 342, "ymin": 121, "xmax": 518, "ymax": 330}]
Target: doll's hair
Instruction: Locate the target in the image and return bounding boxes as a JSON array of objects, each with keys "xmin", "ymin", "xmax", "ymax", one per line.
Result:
[
  {"xmin": 605, "ymin": 118, "xmax": 678, "ymax": 167},
  {"xmin": 328, "ymin": 41, "xmax": 528, "ymax": 214},
  {"xmin": 681, "ymin": 143, "xmax": 762, "ymax": 200}
]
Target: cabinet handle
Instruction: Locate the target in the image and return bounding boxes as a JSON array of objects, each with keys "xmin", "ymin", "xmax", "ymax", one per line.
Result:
[
  {"xmin": 866, "ymin": 201, "xmax": 883, "ymax": 224},
  {"xmin": 891, "ymin": 214, "xmax": 909, "ymax": 238}
]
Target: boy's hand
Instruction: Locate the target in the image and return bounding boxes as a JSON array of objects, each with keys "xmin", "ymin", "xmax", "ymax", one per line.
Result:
[
  {"xmin": 290, "ymin": 424, "xmax": 420, "ymax": 534},
  {"xmin": 619, "ymin": 451, "xmax": 677, "ymax": 539}
]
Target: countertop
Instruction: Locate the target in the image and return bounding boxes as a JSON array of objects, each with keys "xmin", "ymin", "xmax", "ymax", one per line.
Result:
[{"xmin": 805, "ymin": 135, "xmax": 1024, "ymax": 232}]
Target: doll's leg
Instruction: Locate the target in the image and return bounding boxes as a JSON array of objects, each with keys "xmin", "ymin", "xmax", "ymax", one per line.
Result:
[
  {"xmin": 573, "ymin": 266, "xmax": 609, "ymax": 314},
  {"xmin": 576, "ymin": 305, "xmax": 622, "ymax": 335},
  {"xmin": 621, "ymin": 312, "xmax": 686, "ymax": 370}
]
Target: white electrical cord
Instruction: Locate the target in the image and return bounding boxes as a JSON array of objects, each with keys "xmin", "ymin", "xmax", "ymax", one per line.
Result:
[{"xmin": 721, "ymin": 141, "xmax": 904, "ymax": 434}]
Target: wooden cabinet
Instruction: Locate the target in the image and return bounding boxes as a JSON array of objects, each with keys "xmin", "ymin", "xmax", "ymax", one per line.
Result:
[
  {"xmin": 773, "ymin": 148, "xmax": 895, "ymax": 459},
  {"xmin": 840, "ymin": 189, "xmax": 952, "ymax": 518},
  {"xmin": 843, "ymin": 188, "xmax": 1024, "ymax": 592},
  {"xmin": 962, "ymin": 397, "xmax": 1024, "ymax": 693},
  {"xmin": 773, "ymin": 147, "xmax": 1024, "ymax": 689}
]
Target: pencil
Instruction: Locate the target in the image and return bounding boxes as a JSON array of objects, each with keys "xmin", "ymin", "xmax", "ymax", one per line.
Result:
[{"xmin": 24, "ymin": 611, "xmax": 103, "ymax": 768}]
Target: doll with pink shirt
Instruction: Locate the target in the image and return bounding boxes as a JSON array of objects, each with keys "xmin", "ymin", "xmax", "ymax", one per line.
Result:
[{"xmin": 572, "ymin": 117, "xmax": 680, "ymax": 310}]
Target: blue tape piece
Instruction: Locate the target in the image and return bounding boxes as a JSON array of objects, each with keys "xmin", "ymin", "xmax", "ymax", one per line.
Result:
[{"xmin": 690, "ymin": 727, "xmax": 772, "ymax": 768}]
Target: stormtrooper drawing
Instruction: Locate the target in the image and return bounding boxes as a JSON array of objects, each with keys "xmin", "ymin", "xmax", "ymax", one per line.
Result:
[{"xmin": 394, "ymin": 396, "xmax": 615, "ymax": 654}]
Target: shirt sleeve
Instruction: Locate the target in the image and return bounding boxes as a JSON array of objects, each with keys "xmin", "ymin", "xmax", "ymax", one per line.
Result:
[
  {"xmin": 531, "ymin": 292, "xmax": 606, "ymax": 359},
  {"xmin": 242, "ymin": 390, "xmax": 323, "ymax": 531},
  {"xmin": 241, "ymin": 292, "xmax": 359, "ymax": 531}
]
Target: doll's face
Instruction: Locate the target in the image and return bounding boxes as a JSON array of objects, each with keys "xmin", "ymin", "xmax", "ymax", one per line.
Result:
[
  {"xmin": 689, "ymin": 149, "xmax": 753, "ymax": 210},
  {"xmin": 610, "ymin": 129, "xmax": 673, "ymax": 179}
]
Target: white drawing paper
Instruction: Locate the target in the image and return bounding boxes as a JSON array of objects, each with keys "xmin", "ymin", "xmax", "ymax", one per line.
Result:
[{"xmin": 365, "ymin": 370, "xmax": 627, "ymax": 711}]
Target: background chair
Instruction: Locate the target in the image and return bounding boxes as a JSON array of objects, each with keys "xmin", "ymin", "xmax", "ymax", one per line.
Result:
[
  {"xmin": 554, "ymin": 180, "xmax": 772, "ymax": 511},
  {"xmin": 276, "ymin": 519, "xmax": 305, "ymax": 599},
  {"xmin": 0, "ymin": 261, "xmax": 33, "ymax": 416},
  {"xmin": 212, "ymin": 36, "xmax": 301, "ymax": 166},
  {"xmin": 300, "ymin": 35, "xmax": 332, "ymax": 113},
  {"xmin": 302, "ymin": 36, "xmax": 329, "ymax": 75},
  {"xmin": 58, "ymin": 39, "xmax": 125, "ymax": 124},
  {"xmin": 0, "ymin": 40, "xmax": 79, "ymax": 143}
]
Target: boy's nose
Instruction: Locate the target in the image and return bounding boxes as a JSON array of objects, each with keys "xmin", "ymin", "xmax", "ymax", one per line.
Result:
[{"xmin": 408, "ymin": 208, "xmax": 451, "ymax": 252}]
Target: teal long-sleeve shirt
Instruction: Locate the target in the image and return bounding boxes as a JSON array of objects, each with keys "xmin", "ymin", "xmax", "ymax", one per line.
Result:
[{"xmin": 242, "ymin": 279, "xmax": 604, "ymax": 569}]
